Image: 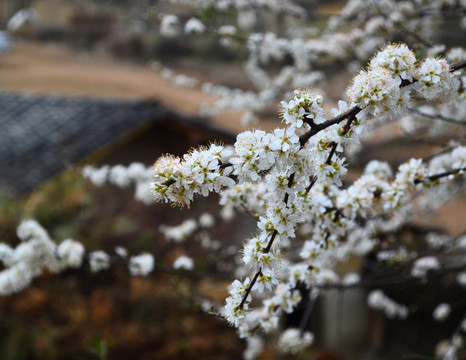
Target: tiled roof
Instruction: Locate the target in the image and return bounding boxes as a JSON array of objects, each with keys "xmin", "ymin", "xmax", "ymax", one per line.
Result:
[{"xmin": 0, "ymin": 91, "xmax": 233, "ymax": 196}]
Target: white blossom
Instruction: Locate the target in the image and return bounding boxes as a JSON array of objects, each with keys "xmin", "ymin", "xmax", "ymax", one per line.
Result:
[
  {"xmin": 433, "ymin": 303, "xmax": 451, "ymax": 322},
  {"xmin": 199, "ymin": 213, "xmax": 215, "ymax": 228},
  {"xmin": 109, "ymin": 165, "xmax": 132, "ymax": 188},
  {"xmin": 160, "ymin": 219, "xmax": 198, "ymax": 243},
  {"xmin": 278, "ymin": 328, "xmax": 314, "ymax": 354},
  {"xmin": 368, "ymin": 290, "xmax": 408, "ymax": 319},
  {"xmin": 184, "ymin": 17, "xmax": 205, "ymax": 34},
  {"xmin": 160, "ymin": 14, "xmax": 179, "ymax": 37},
  {"xmin": 89, "ymin": 251, "xmax": 110, "ymax": 273},
  {"xmin": 412, "ymin": 256, "xmax": 440, "ymax": 279},
  {"xmin": 57, "ymin": 239, "xmax": 85, "ymax": 269},
  {"xmin": 82, "ymin": 165, "xmax": 109, "ymax": 186},
  {"xmin": 416, "ymin": 58, "xmax": 460, "ymax": 103},
  {"xmin": 129, "ymin": 253, "xmax": 155, "ymax": 276},
  {"xmin": 173, "ymin": 255, "xmax": 194, "ymax": 270}
]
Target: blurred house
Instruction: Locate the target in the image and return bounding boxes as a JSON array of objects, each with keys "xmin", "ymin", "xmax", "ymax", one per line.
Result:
[{"xmin": 0, "ymin": 91, "xmax": 235, "ymax": 196}]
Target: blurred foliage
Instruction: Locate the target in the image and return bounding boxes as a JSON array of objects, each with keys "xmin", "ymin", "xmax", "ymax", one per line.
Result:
[
  {"xmin": 144, "ymin": 33, "xmax": 246, "ymax": 64},
  {"xmin": 87, "ymin": 338, "xmax": 108, "ymax": 360},
  {"xmin": 0, "ymin": 169, "xmax": 244, "ymax": 360}
]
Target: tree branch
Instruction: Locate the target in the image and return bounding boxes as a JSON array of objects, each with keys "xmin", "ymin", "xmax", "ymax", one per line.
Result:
[
  {"xmin": 414, "ymin": 166, "xmax": 466, "ymax": 184},
  {"xmin": 236, "ymin": 172, "xmax": 295, "ymax": 310},
  {"xmin": 237, "ymin": 269, "xmax": 262, "ymax": 310},
  {"xmin": 409, "ymin": 107, "xmax": 466, "ymax": 126},
  {"xmin": 299, "ymin": 288, "xmax": 320, "ymax": 336}
]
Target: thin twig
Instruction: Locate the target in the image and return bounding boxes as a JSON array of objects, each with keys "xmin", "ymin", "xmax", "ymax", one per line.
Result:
[
  {"xmin": 299, "ymin": 288, "xmax": 320, "ymax": 337},
  {"xmin": 423, "ymin": 145, "xmax": 456, "ymax": 163},
  {"xmin": 325, "ymin": 142, "xmax": 338, "ymax": 165},
  {"xmin": 219, "ymin": 162, "xmax": 233, "ymax": 169},
  {"xmin": 316, "ymin": 261, "xmax": 466, "ymax": 290},
  {"xmin": 237, "ymin": 269, "xmax": 261, "ymax": 310},
  {"xmin": 373, "ymin": 0, "xmax": 432, "ymax": 47},
  {"xmin": 240, "ymin": 203, "xmax": 259, "ymax": 218},
  {"xmin": 152, "ymin": 263, "xmax": 233, "ymax": 280},
  {"xmin": 305, "ymin": 175, "xmax": 318, "ymax": 194},
  {"xmin": 414, "ymin": 166, "xmax": 466, "ymax": 184},
  {"xmin": 443, "ymin": 308, "xmax": 466, "ymax": 359},
  {"xmin": 409, "ymin": 107, "xmax": 466, "ymax": 126},
  {"xmin": 299, "ymin": 106, "xmax": 362, "ymax": 146}
]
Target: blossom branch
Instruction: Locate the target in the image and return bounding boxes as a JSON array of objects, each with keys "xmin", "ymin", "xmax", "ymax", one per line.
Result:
[
  {"xmin": 414, "ymin": 166, "xmax": 466, "ymax": 184},
  {"xmin": 299, "ymin": 60, "xmax": 466, "ymax": 148},
  {"xmin": 237, "ymin": 269, "xmax": 262, "ymax": 310},
  {"xmin": 325, "ymin": 142, "xmax": 338, "ymax": 165},
  {"xmin": 237, "ymin": 172, "xmax": 295, "ymax": 310},
  {"xmin": 299, "ymin": 106, "xmax": 361, "ymax": 146}
]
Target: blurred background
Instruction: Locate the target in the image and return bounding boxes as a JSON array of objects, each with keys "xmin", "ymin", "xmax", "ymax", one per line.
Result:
[{"xmin": 0, "ymin": 0, "xmax": 465, "ymax": 359}]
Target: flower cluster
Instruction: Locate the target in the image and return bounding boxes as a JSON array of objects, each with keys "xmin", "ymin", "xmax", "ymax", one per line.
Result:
[
  {"xmin": 150, "ymin": 62, "xmax": 199, "ymax": 89},
  {"xmin": 347, "ymin": 44, "xmax": 461, "ymax": 123},
  {"xmin": 184, "ymin": 17, "xmax": 205, "ymax": 34},
  {"xmin": 83, "ymin": 163, "xmax": 154, "ymax": 204},
  {"xmin": 369, "ymin": 43, "xmax": 417, "ymax": 81},
  {"xmin": 416, "ymin": 58, "xmax": 460, "ymax": 102},
  {"xmin": 0, "ymin": 221, "xmax": 161, "ymax": 296},
  {"xmin": 129, "ymin": 253, "xmax": 155, "ymax": 276},
  {"xmin": 411, "ymin": 256, "xmax": 440, "ymax": 279},
  {"xmin": 367, "ymin": 290, "xmax": 409, "ymax": 319},
  {"xmin": 160, "ymin": 219, "xmax": 198, "ymax": 243},
  {"xmin": 150, "ymin": 144, "xmax": 234, "ymax": 207},
  {"xmin": 280, "ymin": 89, "xmax": 325, "ymax": 132},
  {"xmin": 173, "ymin": 255, "xmax": 194, "ymax": 270},
  {"xmin": 433, "ymin": 303, "xmax": 451, "ymax": 322},
  {"xmin": 278, "ymin": 328, "xmax": 314, "ymax": 354},
  {"xmin": 0, "ymin": 220, "xmax": 84, "ymax": 295},
  {"xmin": 224, "ymin": 278, "xmax": 251, "ymax": 327},
  {"xmin": 160, "ymin": 14, "xmax": 179, "ymax": 37},
  {"xmin": 89, "ymin": 251, "xmax": 111, "ymax": 273}
]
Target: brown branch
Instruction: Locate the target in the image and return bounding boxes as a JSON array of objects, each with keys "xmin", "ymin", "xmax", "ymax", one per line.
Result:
[
  {"xmin": 108, "ymin": 257, "xmax": 233, "ymax": 281},
  {"xmin": 209, "ymin": 307, "xmax": 226, "ymax": 320},
  {"xmin": 219, "ymin": 162, "xmax": 233, "ymax": 169},
  {"xmin": 325, "ymin": 142, "xmax": 338, "ymax": 165},
  {"xmin": 414, "ymin": 166, "xmax": 466, "ymax": 184},
  {"xmin": 236, "ymin": 172, "xmax": 295, "ymax": 310},
  {"xmin": 305, "ymin": 175, "xmax": 318, "ymax": 194},
  {"xmin": 237, "ymin": 269, "xmax": 261, "ymax": 310},
  {"xmin": 299, "ymin": 106, "xmax": 361, "ymax": 147},
  {"xmin": 452, "ymin": 60, "xmax": 466, "ymax": 72},
  {"xmin": 240, "ymin": 203, "xmax": 259, "ymax": 218}
]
